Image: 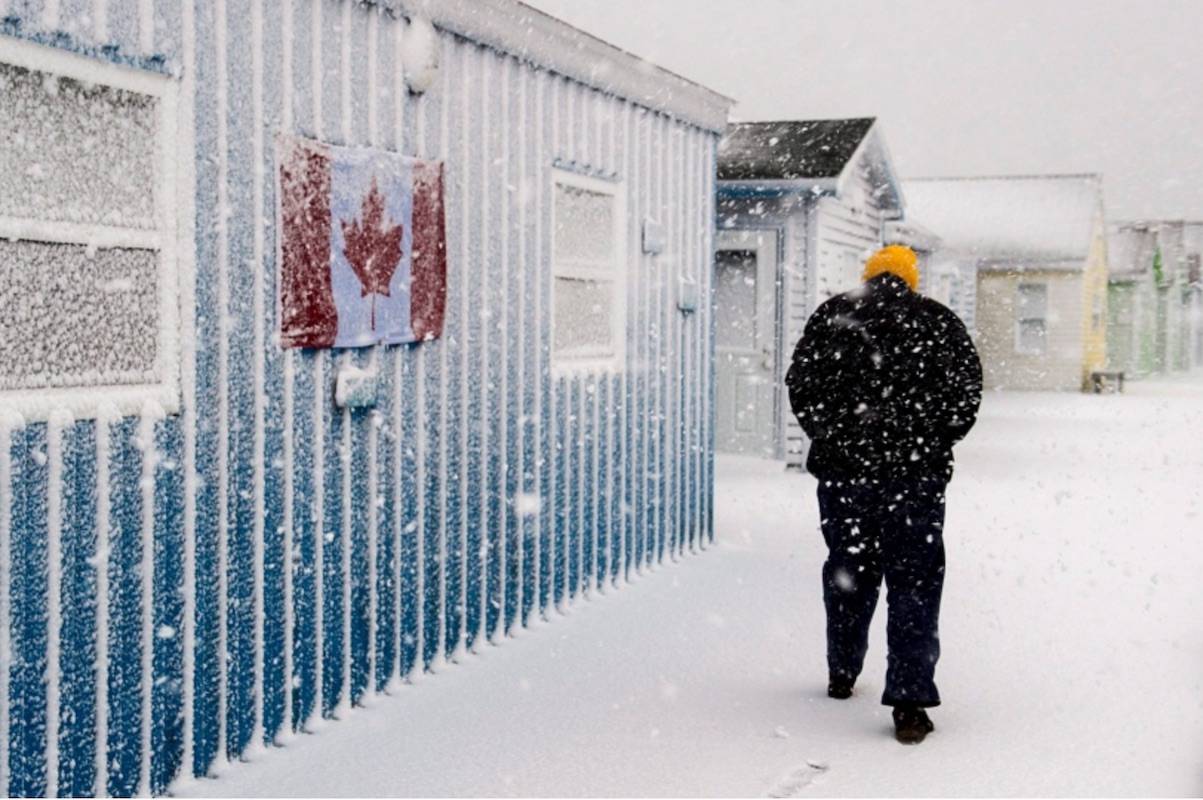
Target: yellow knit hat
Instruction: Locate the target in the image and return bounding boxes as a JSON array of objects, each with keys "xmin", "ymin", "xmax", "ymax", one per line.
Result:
[{"xmin": 862, "ymin": 245, "xmax": 920, "ymax": 291}]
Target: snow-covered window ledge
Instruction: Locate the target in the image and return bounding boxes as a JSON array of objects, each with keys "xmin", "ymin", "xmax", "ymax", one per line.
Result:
[
  {"xmin": 0, "ymin": 36, "xmax": 182, "ymax": 421},
  {"xmin": 550, "ymin": 169, "xmax": 628, "ymax": 375}
]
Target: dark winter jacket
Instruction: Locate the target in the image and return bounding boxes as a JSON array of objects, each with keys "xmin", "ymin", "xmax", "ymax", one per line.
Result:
[{"xmin": 785, "ymin": 273, "xmax": 982, "ymax": 482}]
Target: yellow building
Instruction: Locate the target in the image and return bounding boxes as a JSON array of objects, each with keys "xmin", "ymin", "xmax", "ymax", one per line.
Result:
[{"xmin": 903, "ymin": 175, "xmax": 1109, "ymax": 391}]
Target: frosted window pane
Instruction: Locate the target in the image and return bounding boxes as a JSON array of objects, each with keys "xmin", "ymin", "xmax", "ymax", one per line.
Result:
[
  {"xmin": 1017, "ymin": 319, "xmax": 1046, "ymax": 355},
  {"xmin": 554, "ymin": 183, "xmax": 615, "ymax": 265},
  {"xmin": 553, "ymin": 277, "xmax": 613, "ymax": 355},
  {"xmin": 1016, "ymin": 283, "xmax": 1047, "ymax": 320},
  {"xmin": 0, "ymin": 240, "xmax": 159, "ymax": 390},
  {"xmin": 715, "ymin": 249, "xmax": 757, "ymax": 349},
  {"xmin": 0, "ymin": 61, "xmax": 157, "ymax": 229}
]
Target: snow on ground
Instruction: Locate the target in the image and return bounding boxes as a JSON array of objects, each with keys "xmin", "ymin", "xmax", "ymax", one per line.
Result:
[{"xmin": 178, "ymin": 378, "xmax": 1203, "ymax": 797}]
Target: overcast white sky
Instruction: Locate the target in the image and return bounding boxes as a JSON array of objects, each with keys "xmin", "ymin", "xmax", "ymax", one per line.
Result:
[{"xmin": 524, "ymin": 0, "xmax": 1203, "ymax": 222}]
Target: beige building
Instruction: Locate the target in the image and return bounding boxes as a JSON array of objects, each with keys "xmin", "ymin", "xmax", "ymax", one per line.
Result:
[{"xmin": 903, "ymin": 175, "xmax": 1109, "ymax": 391}]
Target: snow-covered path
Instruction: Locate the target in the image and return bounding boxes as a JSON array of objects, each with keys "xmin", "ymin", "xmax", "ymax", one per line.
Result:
[{"xmin": 178, "ymin": 380, "xmax": 1203, "ymax": 797}]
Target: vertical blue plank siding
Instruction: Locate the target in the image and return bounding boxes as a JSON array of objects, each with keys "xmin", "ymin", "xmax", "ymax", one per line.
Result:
[
  {"xmin": 288, "ymin": 0, "xmax": 319, "ymax": 734},
  {"xmin": 502, "ymin": 55, "xmax": 522, "ymax": 633},
  {"xmin": 348, "ymin": 407, "xmax": 372, "ymax": 704},
  {"xmin": 552, "ymin": 381, "xmax": 567, "ymax": 610},
  {"xmin": 320, "ymin": 388, "xmax": 344, "ymax": 716},
  {"xmin": 609, "ymin": 375, "xmax": 622, "ymax": 585},
  {"xmin": 289, "ymin": 353, "xmax": 318, "ymax": 730},
  {"xmin": 678, "ymin": 127, "xmax": 691, "ymax": 554},
  {"xmin": 484, "ymin": 48, "xmax": 505, "ymax": 642},
  {"xmin": 370, "ymin": 12, "xmax": 401, "ymax": 690},
  {"xmin": 190, "ymin": 0, "xmax": 223, "ymax": 778},
  {"xmin": 632, "ymin": 109, "xmax": 648, "ymax": 575},
  {"xmin": 58, "ymin": 421, "xmax": 97, "ymax": 797},
  {"xmin": 438, "ymin": 35, "xmax": 464, "ymax": 662},
  {"xmin": 347, "ymin": 9, "xmax": 377, "ymax": 697},
  {"xmin": 396, "ymin": 354, "xmax": 420, "ymax": 678},
  {"xmin": 518, "ymin": 65, "xmax": 538, "ymax": 626},
  {"xmin": 9, "ymin": 424, "xmax": 49, "ymax": 798},
  {"xmin": 371, "ymin": 7, "xmax": 400, "ymax": 694},
  {"xmin": 105, "ymin": 419, "xmax": 142, "ymax": 797},
  {"xmin": 346, "ymin": 7, "xmax": 374, "ymax": 708},
  {"xmin": 318, "ymin": 8, "xmax": 345, "ymax": 720},
  {"xmin": 620, "ymin": 103, "xmax": 636, "ymax": 584},
  {"xmin": 536, "ymin": 68, "xmax": 554, "ymax": 618},
  {"xmin": 653, "ymin": 123, "xmax": 669, "ymax": 567},
  {"xmin": 595, "ymin": 380, "xmax": 609, "ymax": 588},
  {"xmin": 418, "ymin": 54, "xmax": 444, "ymax": 671},
  {"xmin": 373, "ymin": 394, "xmax": 397, "ymax": 692},
  {"xmin": 580, "ymin": 378, "xmax": 595, "ymax": 593},
  {"xmin": 565, "ymin": 378, "xmax": 580, "ymax": 600},
  {"xmin": 258, "ymin": 0, "xmax": 288, "ymax": 744},
  {"xmin": 223, "ymin": 0, "xmax": 258, "ymax": 759},
  {"xmin": 151, "ymin": 418, "xmax": 185, "ymax": 795},
  {"xmin": 0, "ymin": 2, "xmax": 722, "ymax": 793},
  {"xmin": 461, "ymin": 43, "xmax": 484, "ymax": 652}
]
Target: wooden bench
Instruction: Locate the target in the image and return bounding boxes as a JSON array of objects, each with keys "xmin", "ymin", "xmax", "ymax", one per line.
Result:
[{"xmin": 1090, "ymin": 370, "xmax": 1125, "ymax": 394}]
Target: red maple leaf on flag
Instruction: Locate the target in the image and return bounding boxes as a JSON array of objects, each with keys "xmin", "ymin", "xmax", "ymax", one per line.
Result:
[{"xmin": 341, "ymin": 176, "xmax": 404, "ymax": 331}]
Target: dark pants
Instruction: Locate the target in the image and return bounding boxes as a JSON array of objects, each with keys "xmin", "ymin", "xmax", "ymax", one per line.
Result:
[{"xmin": 817, "ymin": 478, "xmax": 947, "ymax": 707}]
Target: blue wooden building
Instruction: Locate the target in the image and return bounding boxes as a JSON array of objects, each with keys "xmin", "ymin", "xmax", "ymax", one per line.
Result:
[{"xmin": 0, "ymin": 0, "xmax": 733, "ymax": 794}]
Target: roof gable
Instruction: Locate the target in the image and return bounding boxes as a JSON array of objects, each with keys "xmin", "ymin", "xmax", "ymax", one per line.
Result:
[{"xmin": 717, "ymin": 118, "xmax": 875, "ymax": 181}]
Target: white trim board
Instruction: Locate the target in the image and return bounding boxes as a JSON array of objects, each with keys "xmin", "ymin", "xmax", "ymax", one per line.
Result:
[
  {"xmin": 0, "ymin": 35, "xmax": 185, "ymax": 421},
  {"xmin": 550, "ymin": 167, "xmax": 629, "ymax": 375}
]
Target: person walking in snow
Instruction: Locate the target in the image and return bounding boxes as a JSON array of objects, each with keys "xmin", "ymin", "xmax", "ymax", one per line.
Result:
[{"xmin": 784, "ymin": 244, "xmax": 982, "ymax": 744}]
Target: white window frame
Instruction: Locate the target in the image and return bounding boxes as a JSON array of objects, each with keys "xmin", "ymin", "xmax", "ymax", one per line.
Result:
[
  {"xmin": 549, "ymin": 168, "xmax": 627, "ymax": 373},
  {"xmin": 0, "ymin": 36, "xmax": 182, "ymax": 420},
  {"xmin": 1014, "ymin": 282, "xmax": 1048, "ymax": 356}
]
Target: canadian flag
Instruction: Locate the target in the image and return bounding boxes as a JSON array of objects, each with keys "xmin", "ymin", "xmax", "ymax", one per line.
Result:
[{"xmin": 277, "ymin": 134, "xmax": 446, "ymax": 349}]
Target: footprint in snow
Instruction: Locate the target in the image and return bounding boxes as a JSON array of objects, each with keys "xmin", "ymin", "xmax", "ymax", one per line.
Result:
[{"xmin": 767, "ymin": 760, "xmax": 829, "ymax": 797}]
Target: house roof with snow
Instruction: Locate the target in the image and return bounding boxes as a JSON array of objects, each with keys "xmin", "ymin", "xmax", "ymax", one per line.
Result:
[
  {"xmin": 902, "ymin": 174, "xmax": 1104, "ymax": 270},
  {"xmin": 716, "ymin": 118, "xmax": 903, "ymax": 210},
  {"xmin": 717, "ymin": 119, "xmax": 876, "ymax": 181},
  {"xmin": 374, "ymin": 0, "xmax": 736, "ymax": 132}
]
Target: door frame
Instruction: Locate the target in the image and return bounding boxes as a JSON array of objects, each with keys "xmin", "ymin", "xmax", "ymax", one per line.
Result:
[{"xmin": 714, "ymin": 227, "xmax": 785, "ymax": 458}]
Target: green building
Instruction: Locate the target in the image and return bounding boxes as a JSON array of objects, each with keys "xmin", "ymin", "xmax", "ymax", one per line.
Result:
[{"xmin": 1108, "ymin": 221, "xmax": 1203, "ymax": 377}]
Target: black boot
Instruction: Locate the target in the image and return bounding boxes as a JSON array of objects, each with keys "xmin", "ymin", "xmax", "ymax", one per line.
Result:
[
  {"xmin": 827, "ymin": 674, "xmax": 855, "ymax": 700},
  {"xmin": 892, "ymin": 705, "xmax": 934, "ymax": 744}
]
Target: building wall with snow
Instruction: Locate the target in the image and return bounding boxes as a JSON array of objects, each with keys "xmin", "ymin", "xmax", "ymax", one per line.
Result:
[
  {"xmin": 1148, "ymin": 221, "xmax": 1203, "ymax": 372},
  {"xmin": 975, "ymin": 269, "xmax": 1092, "ymax": 391},
  {"xmin": 974, "ymin": 238, "xmax": 1108, "ymax": 393},
  {"xmin": 1109, "ymin": 220, "xmax": 1203, "ymax": 377},
  {"xmin": 0, "ymin": 0, "xmax": 732, "ymax": 795},
  {"xmin": 1106, "ymin": 224, "xmax": 1160, "ymax": 377}
]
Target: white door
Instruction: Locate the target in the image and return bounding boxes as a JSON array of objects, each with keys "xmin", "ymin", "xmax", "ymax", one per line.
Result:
[{"xmin": 714, "ymin": 230, "xmax": 778, "ymax": 456}]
